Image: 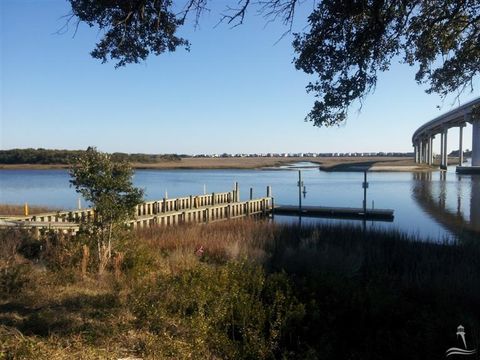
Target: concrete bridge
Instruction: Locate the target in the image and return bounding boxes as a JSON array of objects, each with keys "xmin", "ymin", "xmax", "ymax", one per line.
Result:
[{"xmin": 412, "ymin": 97, "xmax": 480, "ymax": 173}]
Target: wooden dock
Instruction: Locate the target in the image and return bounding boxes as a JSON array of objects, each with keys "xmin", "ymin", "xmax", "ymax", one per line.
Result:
[
  {"xmin": 273, "ymin": 205, "xmax": 394, "ymax": 221},
  {"xmin": 0, "ymin": 187, "xmax": 273, "ymax": 235},
  {"xmin": 0, "ymin": 182, "xmax": 396, "ymax": 234}
]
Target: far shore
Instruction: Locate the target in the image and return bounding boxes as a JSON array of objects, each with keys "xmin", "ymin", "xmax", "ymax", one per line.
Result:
[{"xmin": 0, "ymin": 156, "xmax": 453, "ymax": 172}]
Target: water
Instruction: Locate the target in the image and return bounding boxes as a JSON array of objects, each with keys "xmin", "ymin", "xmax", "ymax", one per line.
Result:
[{"xmin": 1, "ymin": 164, "xmax": 479, "ymax": 241}]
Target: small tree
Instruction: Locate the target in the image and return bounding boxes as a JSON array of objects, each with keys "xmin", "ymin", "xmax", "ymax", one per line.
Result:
[{"xmin": 70, "ymin": 147, "xmax": 144, "ymax": 274}]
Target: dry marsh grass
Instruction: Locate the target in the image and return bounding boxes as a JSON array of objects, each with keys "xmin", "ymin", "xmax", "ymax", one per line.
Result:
[
  {"xmin": 1, "ymin": 220, "xmax": 479, "ymax": 359},
  {"xmin": 0, "ymin": 204, "xmax": 61, "ymax": 216},
  {"xmin": 135, "ymin": 219, "xmax": 273, "ymax": 259},
  {"xmin": 0, "ymin": 156, "xmax": 416, "ymax": 170}
]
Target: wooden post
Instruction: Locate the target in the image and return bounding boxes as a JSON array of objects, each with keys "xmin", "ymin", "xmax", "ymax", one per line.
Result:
[
  {"xmin": 266, "ymin": 185, "xmax": 271, "ymax": 198},
  {"xmin": 362, "ymin": 171, "xmax": 368, "ymax": 214},
  {"xmin": 163, "ymin": 198, "xmax": 167, "ymax": 213},
  {"xmin": 189, "ymin": 195, "xmax": 193, "ymax": 209},
  {"xmin": 235, "ymin": 182, "xmax": 240, "ymax": 202},
  {"xmin": 249, "ymin": 187, "xmax": 253, "ymax": 200},
  {"xmin": 24, "ymin": 203, "xmax": 29, "ymax": 216},
  {"xmin": 271, "ymin": 197, "xmax": 275, "ymax": 219},
  {"xmin": 298, "ymin": 170, "xmax": 303, "ymax": 214},
  {"xmin": 212, "ymin": 192, "xmax": 216, "ymax": 205}
]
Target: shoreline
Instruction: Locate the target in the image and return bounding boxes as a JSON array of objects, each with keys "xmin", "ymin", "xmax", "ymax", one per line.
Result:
[{"xmin": 0, "ymin": 156, "xmax": 442, "ymax": 172}]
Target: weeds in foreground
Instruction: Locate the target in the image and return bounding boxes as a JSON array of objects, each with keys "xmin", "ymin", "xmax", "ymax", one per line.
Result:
[{"xmin": 0, "ymin": 220, "xmax": 479, "ymax": 359}]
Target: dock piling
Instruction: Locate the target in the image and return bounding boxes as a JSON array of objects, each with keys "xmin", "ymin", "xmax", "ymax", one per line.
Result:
[
  {"xmin": 298, "ymin": 171, "xmax": 303, "ymax": 214},
  {"xmin": 362, "ymin": 171, "xmax": 369, "ymax": 214}
]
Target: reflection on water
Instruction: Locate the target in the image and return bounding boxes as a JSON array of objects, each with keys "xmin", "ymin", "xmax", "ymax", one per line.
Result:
[
  {"xmin": 470, "ymin": 176, "xmax": 480, "ymax": 232},
  {"xmin": 0, "ymin": 167, "xmax": 479, "ymax": 240},
  {"xmin": 411, "ymin": 171, "xmax": 480, "ymax": 234}
]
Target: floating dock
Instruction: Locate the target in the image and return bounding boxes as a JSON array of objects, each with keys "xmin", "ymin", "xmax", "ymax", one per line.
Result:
[
  {"xmin": 456, "ymin": 166, "xmax": 480, "ymax": 174},
  {"xmin": 273, "ymin": 205, "xmax": 394, "ymax": 222}
]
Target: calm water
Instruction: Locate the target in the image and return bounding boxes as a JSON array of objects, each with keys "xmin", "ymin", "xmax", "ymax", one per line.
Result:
[{"xmin": 1, "ymin": 163, "xmax": 479, "ymax": 240}]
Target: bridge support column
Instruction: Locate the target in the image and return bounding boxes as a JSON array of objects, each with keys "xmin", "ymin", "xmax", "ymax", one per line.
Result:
[
  {"xmin": 426, "ymin": 140, "xmax": 429, "ymax": 163},
  {"xmin": 428, "ymin": 136, "xmax": 433, "ymax": 165},
  {"xmin": 440, "ymin": 132, "xmax": 444, "ymax": 168},
  {"xmin": 420, "ymin": 141, "xmax": 423, "ymax": 163},
  {"xmin": 426, "ymin": 139, "xmax": 430, "ymax": 164},
  {"xmin": 441, "ymin": 129, "xmax": 448, "ymax": 168},
  {"xmin": 419, "ymin": 141, "xmax": 424, "ymax": 163},
  {"xmin": 473, "ymin": 119, "xmax": 480, "ymax": 166},
  {"xmin": 459, "ymin": 124, "xmax": 464, "ymax": 165},
  {"xmin": 423, "ymin": 140, "xmax": 428, "ymax": 163}
]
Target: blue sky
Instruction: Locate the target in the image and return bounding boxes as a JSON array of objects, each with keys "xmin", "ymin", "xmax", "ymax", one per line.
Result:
[{"xmin": 1, "ymin": 0, "xmax": 478, "ymax": 154}]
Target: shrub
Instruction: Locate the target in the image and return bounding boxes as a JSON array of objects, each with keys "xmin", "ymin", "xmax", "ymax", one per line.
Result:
[
  {"xmin": 130, "ymin": 260, "xmax": 301, "ymax": 359},
  {"xmin": 0, "ymin": 265, "xmax": 31, "ymax": 298}
]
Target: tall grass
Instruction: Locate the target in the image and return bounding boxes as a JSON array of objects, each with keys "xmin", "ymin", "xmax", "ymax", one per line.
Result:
[
  {"xmin": 0, "ymin": 204, "xmax": 60, "ymax": 216},
  {"xmin": 1, "ymin": 220, "xmax": 479, "ymax": 359}
]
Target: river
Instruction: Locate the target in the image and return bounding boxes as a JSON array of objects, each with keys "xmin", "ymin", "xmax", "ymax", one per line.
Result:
[{"xmin": 1, "ymin": 162, "xmax": 479, "ymax": 241}]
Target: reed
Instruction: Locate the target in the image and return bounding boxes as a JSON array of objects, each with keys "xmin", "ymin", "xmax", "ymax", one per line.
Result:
[
  {"xmin": 0, "ymin": 204, "xmax": 61, "ymax": 216},
  {"xmin": 0, "ymin": 220, "xmax": 479, "ymax": 359}
]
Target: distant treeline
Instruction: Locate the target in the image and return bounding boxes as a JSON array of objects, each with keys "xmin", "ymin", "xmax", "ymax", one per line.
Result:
[{"xmin": 0, "ymin": 149, "xmax": 181, "ymax": 164}]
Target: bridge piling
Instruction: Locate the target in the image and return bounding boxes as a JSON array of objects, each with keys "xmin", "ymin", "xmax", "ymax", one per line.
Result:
[{"xmin": 472, "ymin": 118, "xmax": 480, "ymax": 167}]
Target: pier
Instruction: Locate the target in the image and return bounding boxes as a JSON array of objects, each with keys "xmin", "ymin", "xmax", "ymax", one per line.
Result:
[
  {"xmin": 0, "ymin": 186, "xmax": 273, "ymax": 235},
  {"xmin": 1, "ymin": 177, "xmax": 396, "ymax": 234}
]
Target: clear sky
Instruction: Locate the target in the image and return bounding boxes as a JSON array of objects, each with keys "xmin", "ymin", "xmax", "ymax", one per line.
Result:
[{"xmin": 1, "ymin": 0, "xmax": 478, "ymax": 154}]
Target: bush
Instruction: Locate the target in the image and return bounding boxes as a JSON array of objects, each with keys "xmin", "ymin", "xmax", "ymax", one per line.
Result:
[
  {"xmin": 130, "ymin": 260, "xmax": 302, "ymax": 359},
  {"xmin": 0, "ymin": 265, "xmax": 31, "ymax": 298}
]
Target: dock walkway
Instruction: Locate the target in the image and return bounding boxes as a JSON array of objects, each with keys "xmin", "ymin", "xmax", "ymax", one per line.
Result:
[
  {"xmin": 274, "ymin": 205, "xmax": 394, "ymax": 221},
  {"xmin": 0, "ymin": 187, "xmax": 273, "ymax": 234}
]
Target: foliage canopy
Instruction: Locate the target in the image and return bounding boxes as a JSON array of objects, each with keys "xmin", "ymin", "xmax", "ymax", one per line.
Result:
[
  {"xmin": 68, "ymin": 0, "xmax": 480, "ymax": 126},
  {"xmin": 69, "ymin": 147, "xmax": 144, "ymax": 273}
]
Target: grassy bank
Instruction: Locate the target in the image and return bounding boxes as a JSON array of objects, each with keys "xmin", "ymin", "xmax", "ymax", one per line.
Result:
[
  {"xmin": 0, "ymin": 205, "xmax": 60, "ymax": 216},
  {"xmin": 1, "ymin": 220, "xmax": 479, "ymax": 359},
  {"xmin": 0, "ymin": 156, "xmax": 423, "ymax": 171}
]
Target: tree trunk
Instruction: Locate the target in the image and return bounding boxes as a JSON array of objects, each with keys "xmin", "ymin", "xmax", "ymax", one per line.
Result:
[
  {"xmin": 107, "ymin": 222, "xmax": 113, "ymax": 259},
  {"xmin": 98, "ymin": 244, "xmax": 109, "ymax": 276},
  {"xmin": 81, "ymin": 244, "xmax": 89, "ymax": 279}
]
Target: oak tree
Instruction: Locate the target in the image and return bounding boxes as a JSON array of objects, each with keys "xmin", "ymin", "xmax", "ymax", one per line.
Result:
[{"xmin": 67, "ymin": 0, "xmax": 480, "ymax": 126}]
